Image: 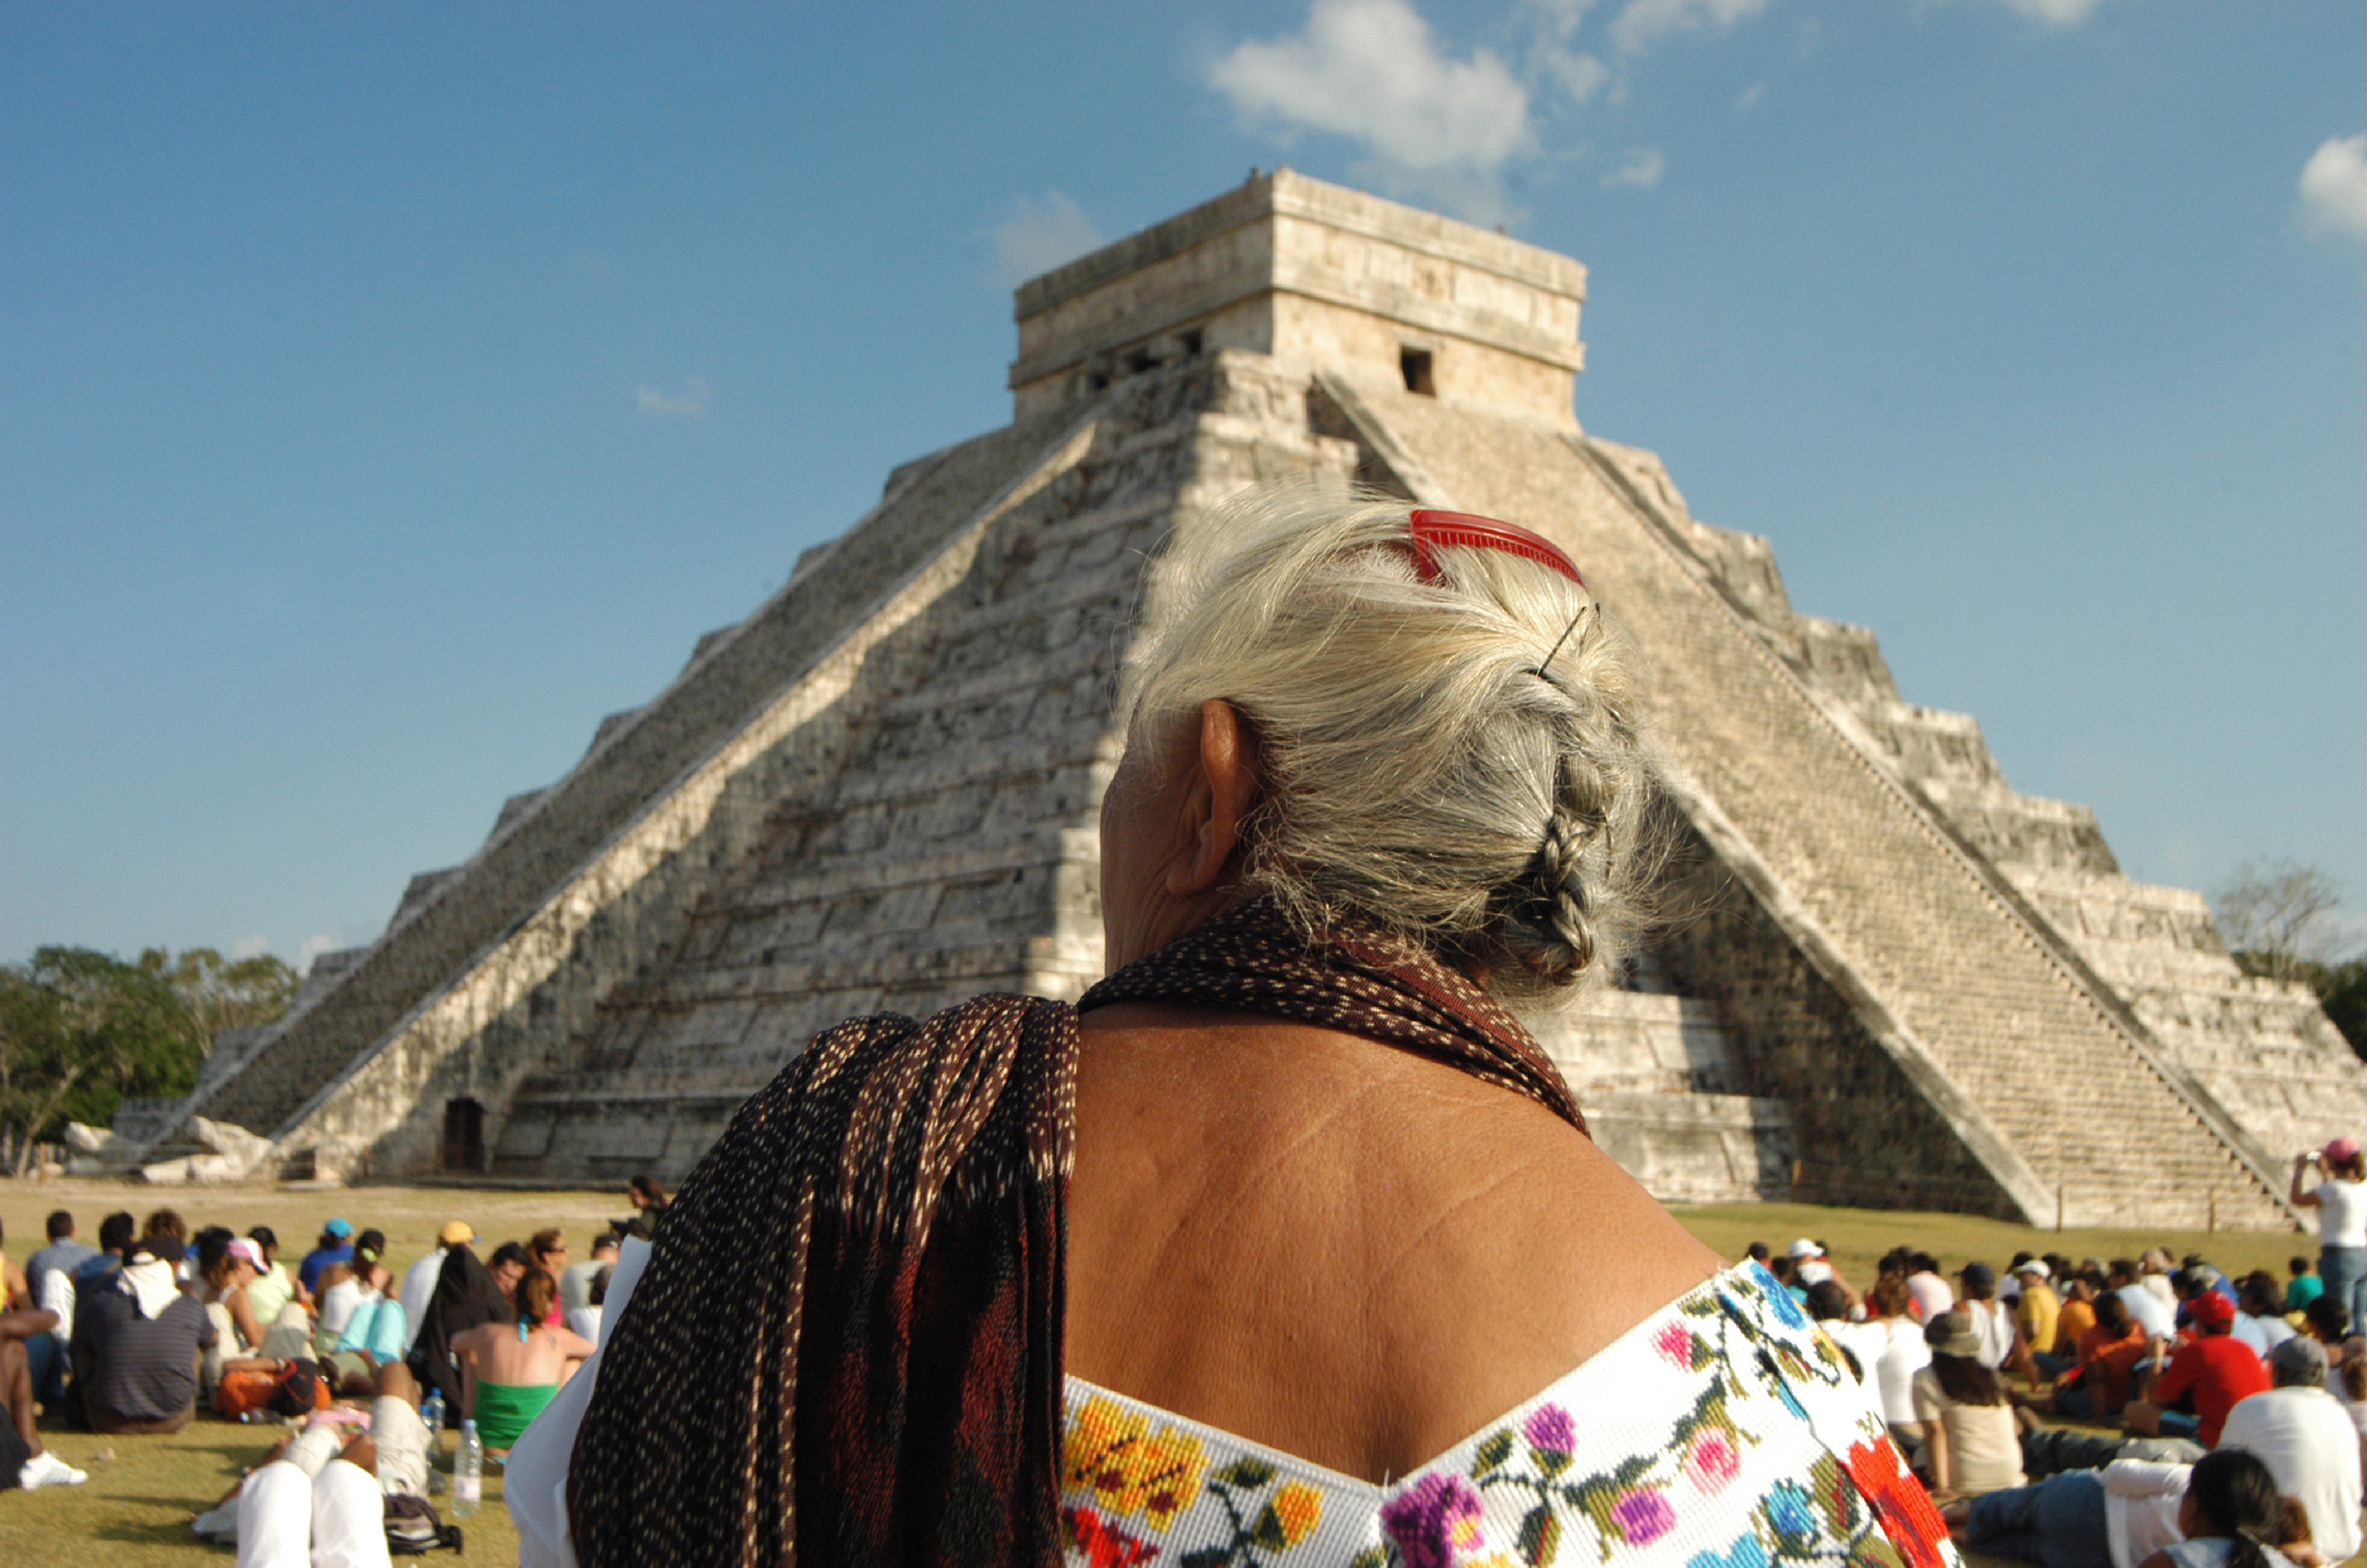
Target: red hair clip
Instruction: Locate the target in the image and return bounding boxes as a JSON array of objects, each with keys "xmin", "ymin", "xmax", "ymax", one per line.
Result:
[{"xmin": 1408, "ymin": 509, "xmax": 1584, "ymax": 587}]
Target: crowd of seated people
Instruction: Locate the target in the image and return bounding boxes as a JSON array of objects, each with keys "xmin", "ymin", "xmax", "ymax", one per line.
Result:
[{"xmin": 0, "ymin": 1172, "xmax": 668, "ymax": 1538}]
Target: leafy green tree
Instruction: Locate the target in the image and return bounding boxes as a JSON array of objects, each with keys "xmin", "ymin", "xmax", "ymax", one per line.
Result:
[{"xmin": 0, "ymin": 945, "xmax": 297, "ymax": 1173}]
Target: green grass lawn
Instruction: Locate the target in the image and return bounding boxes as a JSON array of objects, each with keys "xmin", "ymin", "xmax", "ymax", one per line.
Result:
[{"xmin": 0, "ymin": 1181, "xmax": 2333, "ymax": 1563}]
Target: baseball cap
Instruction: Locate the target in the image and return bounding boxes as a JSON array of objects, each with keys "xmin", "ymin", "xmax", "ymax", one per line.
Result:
[
  {"xmin": 1788, "ymin": 1238, "xmax": 1822, "ymax": 1260},
  {"xmin": 2270, "ymin": 1335, "xmax": 2329, "ymax": 1384},
  {"xmin": 2013, "ymin": 1259, "xmax": 2050, "ymax": 1278},
  {"xmin": 2188, "ymin": 1290, "xmax": 2235, "ymax": 1331},
  {"xmin": 227, "ymin": 1238, "xmax": 266, "ymax": 1271},
  {"xmin": 438, "ymin": 1220, "xmax": 475, "ymax": 1246},
  {"xmin": 2326, "ymin": 1134, "xmax": 2361, "ymax": 1163},
  {"xmin": 324, "ymin": 1217, "xmax": 355, "ymax": 1240},
  {"xmin": 1959, "ymin": 1261, "xmax": 1996, "ymax": 1293}
]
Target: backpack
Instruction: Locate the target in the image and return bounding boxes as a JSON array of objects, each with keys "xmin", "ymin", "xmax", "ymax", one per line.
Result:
[
  {"xmin": 267, "ymin": 1357, "xmax": 332, "ymax": 1417},
  {"xmin": 214, "ymin": 1364, "xmax": 279, "ymax": 1419},
  {"xmin": 385, "ymin": 1493, "xmax": 465, "ymax": 1554}
]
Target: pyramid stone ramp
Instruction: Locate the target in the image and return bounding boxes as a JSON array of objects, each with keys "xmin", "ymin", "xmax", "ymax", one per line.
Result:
[
  {"xmin": 1330, "ymin": 380, "xmax": 2291, "ymax": 1229},
  {"xmin": 175, "ymin": 410, "xmax": 1097, "ymax": 1176}
]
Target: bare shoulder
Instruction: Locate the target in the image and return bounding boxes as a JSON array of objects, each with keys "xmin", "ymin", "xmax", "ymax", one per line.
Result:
[{"xmin": 1068, "ymin": 1006, "xmax": 1725, "ymax": 1479}]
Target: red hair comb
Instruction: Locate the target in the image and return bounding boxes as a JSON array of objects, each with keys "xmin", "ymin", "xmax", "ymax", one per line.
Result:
[{"xmin": 1408, "ymin": 509, "xmax": 1584, "ymax": 587}]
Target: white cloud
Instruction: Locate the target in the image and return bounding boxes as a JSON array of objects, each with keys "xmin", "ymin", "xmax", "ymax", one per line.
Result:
[
  {"xmin": 1735, "ymin": 81, "xmax": 1766, "ymax": 111},
  {"xmin": 989, "ymin": 191, "xmax": 1105, "ymax": 288},
  {"xmin": 1210, "ymin": 0, "xmax": 1533, "ymax": 174},
  {"xmin": 1989, "ymin": 0, "xmax": 2110, "ymax": 21},
  {"xmin": 1538, "ymin": 44, "xmax": 1611, "ymax": 102},
  {"xmin": 295, "ymin": 931, "xmax": 343, "ymax": 975},
  {"xmin": 1602, "ymin": 147, "xmax": 1667, "ymax": 187},
  {"xmin": 232, "ymin": 932, "xmax": 271, "ymax": 959},
  {"xmin": 1608, "ymin": 0, "xmax": 1769, "ymax": 55},
  {"xmin": 2299, "ymin": 134, "xmax": 2367, "ymax": 240},
  {"xmin": 635, "ymin": 377, "xmax": 710, "ymax": 420}
]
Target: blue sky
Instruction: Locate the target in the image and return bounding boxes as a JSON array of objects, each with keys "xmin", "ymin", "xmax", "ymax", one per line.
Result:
[{"xmin": 4, "ymin": 1, "xmax": 2362, "ymax": 970}]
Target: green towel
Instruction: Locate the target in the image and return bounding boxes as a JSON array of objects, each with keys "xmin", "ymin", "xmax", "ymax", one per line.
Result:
[{"xmin": 471, "ymin": 1380, "xmax": 558, "ymax": 1448}]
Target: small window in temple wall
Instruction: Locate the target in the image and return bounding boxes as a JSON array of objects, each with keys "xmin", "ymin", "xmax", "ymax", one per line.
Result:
[
  {"xmin": 442, "ymin": 1098, "xmax": 485, "ymax": 1172},
  {"xmin": 1179, "ymin": 328, "xmax": 1204, "ymax": 356},
  {"xmin": 1401, "ymin": 347, "xmax": 1436, "ymax": 396}
]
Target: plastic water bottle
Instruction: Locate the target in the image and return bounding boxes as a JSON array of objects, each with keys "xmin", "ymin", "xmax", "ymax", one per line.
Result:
[
  {"xmin": 452, "ymin": 1419, "xmax": 482, "ymax": 1517},
  {"xmin": 420, "ymin": 1388, "xmax": 445, "ymax": 1434}
]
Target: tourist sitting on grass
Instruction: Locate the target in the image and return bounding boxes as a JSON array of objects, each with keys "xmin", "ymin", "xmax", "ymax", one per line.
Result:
[
  {"xmin": 22, "ymin": 1211, "xmax": 90, "ymax": 1411},
  {"xmin": 2232, "ymin": 1273, "xmax": 2296, "ymax": 1357},
  {"xmin": 1960, "ymin": 1261, "xmax": 2023, "ymax": 1372},
  {"xmin": 568, "ymin": 1263, "xmax": 612, "ymax": 1343},
  {"xmin": 1945, "ymin": 1456, "xmax": 2190, "ymax": 1568},
  {"xmin": 487, "ymin": 1240, "xmax": 530, "ymax": 1299},
  {"xmin": 2215, "ymin": 1337, "xmax": 2360, "ymax": 1561},
  {"xmin": 2114, "ymin": 1259, "xmax": 2180, "ymax": 1341},
  {"xmin": 139, "ymin": 1209, "xmax": 196, "ymax": 1289},
  {"xmin": 2133, "ymin": 1450, "xmax": 2296, "ymax": 1568},
  {"xmin": 2043, "ymin": 1271, "xmax": 2100, "ymax": 1380},
  {"xmin": 449, "ymin": 1267, "xmax": 592, "ymax": 1451},
  {"xmin": 1908, "ymin": 1251, "xmax": 1955, "ymax": 1325},
  {"xmin": 561, "ymin": 1232, "xmax": 618, "ymax": 1322},
  {"xmin": 243, "ymin": 1226, "xmax": 304, "ymax": 1326},
  {"xmin": 1914, "ymin": 1308, "xmax": 2028, "ymax": 1495},
  {"xmin": 75, "ymin": 1210, "xmax": 136, "ymax": 1287},
  {"xmin": 1, "ymin": 1300, "xmax": 87, "ymax": 1489},
  {"xmin": 2126, "ymin": 1291, "xmax": 2268, "ymax": 1447},
  {"xmin": 71, "ymin": 1240, "xmax": 216, "ymax": 1434},
  {"xmin": 2284, "ymin": 1257, "xmax": 2323, "ymax": 1315},
  {"xmin": 407, "ymin": 1231, "xmax": 508, "ymax": 1415},
  {"xmin": 1862, "ymin": 1272, "xmax": 1931, "ymax": 1455},
  {"xmin": 316, "ymin": 1229, "xmax": 391, "ymax": 1349},
  {"xmin": 2015, "ymin": 1259, "xmax": 2061, "ymax": 1366},
  {"xmin": 196, "ymin": 1228, "xmax": 267, "ymax": 1398},
  {"xmin": 527, "ymin": 1231, "xmax": 569, "ymax": 1325},
  {"xmin": 299, "ymin": 1218, "xmax": 356, "ymax": 1297},
  {"xmin": 398, "ymin": 1220, "xmax": 470, "ymax": 1356}
]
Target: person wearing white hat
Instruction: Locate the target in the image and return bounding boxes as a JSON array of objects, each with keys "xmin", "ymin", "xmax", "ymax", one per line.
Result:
[{"xmin": 1789, "ymin": 1237, "xmax": 1836, "ymax": 1288}]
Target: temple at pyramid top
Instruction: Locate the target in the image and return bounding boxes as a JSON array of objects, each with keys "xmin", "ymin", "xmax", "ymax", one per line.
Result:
[{"xmin": 1011, "ymin": 168, "xmax": 1585, "ymax": 428}]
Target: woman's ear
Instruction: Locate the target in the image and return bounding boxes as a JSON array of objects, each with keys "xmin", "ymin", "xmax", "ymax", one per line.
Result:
[{"xmin": 1169, "ymin": 699, "xmax": 1259, "ymax": 896}]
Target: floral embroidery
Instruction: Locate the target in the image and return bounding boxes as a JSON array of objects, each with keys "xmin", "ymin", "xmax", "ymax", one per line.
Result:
[
  {"xmin": 1065, "ymin": 1393, "xmax": 1211, "ymax": 1531},
  {"xmin": 1065, "ymin": 1505, "xmax": 1161, "ymax": 1568},
  {"xmin": 1382, "ymin": 1472, "xmax": 1489, "ymax": 1568},
  {"xmin": 1058, "ymin": 1264, "xmax": 1963, "ymax": 1568},
  {"xmin": 1840, "ymin": 1437, "xmax": 1951, "ymax": 1568}
]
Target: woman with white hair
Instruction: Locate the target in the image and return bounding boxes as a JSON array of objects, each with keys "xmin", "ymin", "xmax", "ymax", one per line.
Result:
[{"xmin": 559, "ymin": 494, "xmax": 1947, "ymax": 1568}]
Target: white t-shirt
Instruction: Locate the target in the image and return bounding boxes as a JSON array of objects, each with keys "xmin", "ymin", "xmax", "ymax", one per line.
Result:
[
  {"xmin": 1967, "ymin": 1299, "xmax": 2016, "ymax": 1369},
  {"xmin": 319, "ymin": 1276, "xmax": 375, "ymax": 1336},
  {"xmin": 1873, "ymin": 1318, "xmax": 1932, "ymax": 1427},
  {"xmin": 2313, "ymin": 1179, "xmax": 2367, "ymax": 1248},
  {"xmin": 2116, "ymin": 1284, "xmax": 2177, "ymax": 1340},
  {"xmin": 2217, "ymin": 1385, "xmax": 2363, "ymax": 1561},
  {"xmin": 2099, "ymin": 1460, "xmax": 2191, "ymax": 1568}
]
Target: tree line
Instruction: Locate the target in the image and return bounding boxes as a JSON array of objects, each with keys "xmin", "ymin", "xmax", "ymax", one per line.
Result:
[
  {"xmin": 0, "ymin": 947, "xmax": 296, "ymax": 1176},
  {"xmin": 2213, "ymin": 859, "xmax": 2367, "ymax": 1055}
]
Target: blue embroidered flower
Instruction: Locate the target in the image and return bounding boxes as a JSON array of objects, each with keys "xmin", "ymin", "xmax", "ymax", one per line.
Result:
[
  {"xmin": 1752, "ymin": 1268, "xmax": 1809, "ymax": 1330},
  {"xmin": 1689, "ymin": 1532, "xmax": 1773, "ymax": 1568},
  {"xmin": 1766, "ymin": 1480, "xmax": 1820, "ymax": 1549}
]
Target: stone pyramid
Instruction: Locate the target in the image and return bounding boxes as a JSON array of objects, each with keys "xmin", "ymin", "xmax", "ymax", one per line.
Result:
[{"xmin": 122, "ymin": 170, "xmax": 2359, "ymax": 1227}]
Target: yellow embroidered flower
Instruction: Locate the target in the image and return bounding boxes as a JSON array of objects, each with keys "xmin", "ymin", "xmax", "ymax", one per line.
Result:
[
  {"xmin": 1130, "ymin": 1427, "xmax": 1210, "ymax": 1528},
  {"xmin": 1061, "ymin": 1396, "xmax": 1207, "ymax": 1530},
  {"xmin": 1272, "ymin": 1480, "xmax": 1323, "ymax": 1547}
]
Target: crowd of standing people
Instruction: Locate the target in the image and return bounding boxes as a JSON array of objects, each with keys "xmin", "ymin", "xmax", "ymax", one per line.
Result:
[{"xmin": 0, "ymin": 1174, "xmax": 668, "ymax": 1564}]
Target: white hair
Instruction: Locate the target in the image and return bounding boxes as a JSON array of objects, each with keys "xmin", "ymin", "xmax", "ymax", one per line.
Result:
[{"xmin": 1121, "ymin": 487, "xmax": 1660, "ymax": 999}]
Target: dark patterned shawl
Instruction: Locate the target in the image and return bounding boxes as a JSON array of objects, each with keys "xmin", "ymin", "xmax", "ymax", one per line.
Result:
[{"xmin": 567, "ymin": 897, "xmax": 1585, "ymax": 1568}]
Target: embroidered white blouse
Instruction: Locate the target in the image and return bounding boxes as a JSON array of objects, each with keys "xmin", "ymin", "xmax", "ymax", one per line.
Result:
[{"xmin": 1058, "ymin": 1263, "xmax": 1959, "ymax": 1568}]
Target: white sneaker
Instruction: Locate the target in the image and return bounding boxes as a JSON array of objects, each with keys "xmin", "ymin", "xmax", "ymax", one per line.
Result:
[{"xmin": 18, "ymin": 1449, "xmax": 89, "ymax": 1489}]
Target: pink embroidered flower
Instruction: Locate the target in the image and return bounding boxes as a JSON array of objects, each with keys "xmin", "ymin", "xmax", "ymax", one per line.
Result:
[
  {"xmin": 1524, "ymin": 1404, "xmax": 1576, "ymax": 1455},
  {"xmin": 1654, "ymin": 1322, "xmax": 1696, "ymax": 1368},
  {"xmin": 1382, "ymin": 1473, "xmax": 1488, "ymax": 1568},
  {"xmin": 1685, "ymin": 1432, "xmax": 1741, "ymax": 1494},
  {"xmin": 1612, "ymin": 1488, "xmax": 1677, "ymax": 1546}
]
